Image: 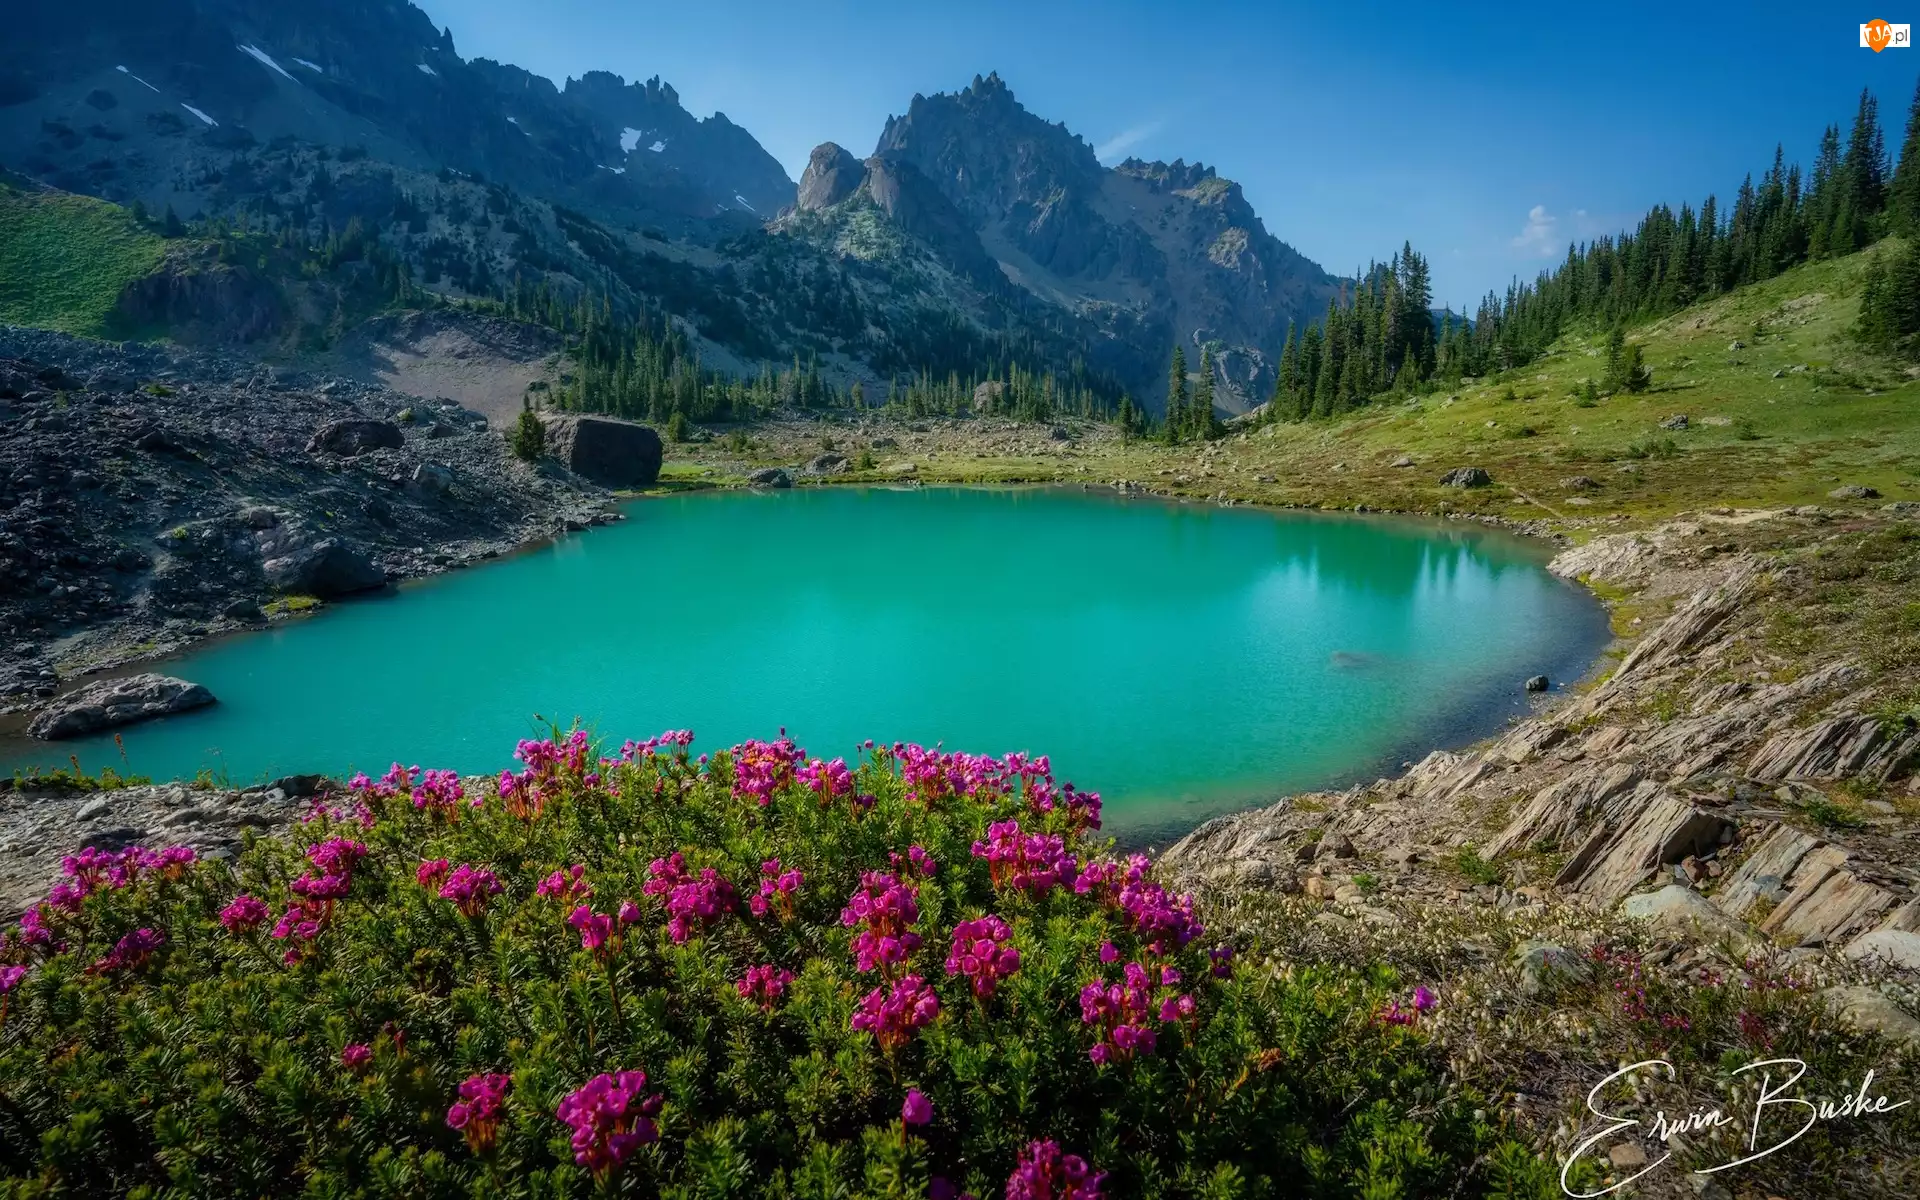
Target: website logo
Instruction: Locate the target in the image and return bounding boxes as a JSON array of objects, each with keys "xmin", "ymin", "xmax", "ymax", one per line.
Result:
[{"xmin": 1862, "ymin": 19, "xmax": 1911, "ymax": 50}]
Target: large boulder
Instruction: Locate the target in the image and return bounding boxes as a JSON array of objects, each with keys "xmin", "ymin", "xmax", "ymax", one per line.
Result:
[
  {"xmin": 1438, "ymin": 467, "xmax": 1492, "ymax": 489},
  {"xmin": 262, "ymin": 538, "xmax": 386, "ymax": 597},
  {"xmin": 307, "ymin": 418, "xmax": 404, "ymax": 457},
  {"xmin": 539, "ymin": 414, "xmax": 662, "ymax": 489},
  {"xmin": 747, "ymin": 467, "xmax": 794, "ymax": 489},
  {"xmin": 28, "ymin": 673, "xmax": 215, "ymax": 740}
]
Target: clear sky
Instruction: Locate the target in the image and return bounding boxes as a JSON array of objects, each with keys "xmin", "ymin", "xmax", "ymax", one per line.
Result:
[{"xmin": 417, "ymin": 0, "xmax": 1918, "ymax": 308}]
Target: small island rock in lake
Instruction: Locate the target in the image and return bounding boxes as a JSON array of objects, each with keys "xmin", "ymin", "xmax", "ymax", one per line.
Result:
[
  {"xmin": 539, "ymin": 414, "xmax": 663, "ymax": 489},
  {"xmin": 27, "ymin": 674, "xmax": 215, "ymax": 740}
]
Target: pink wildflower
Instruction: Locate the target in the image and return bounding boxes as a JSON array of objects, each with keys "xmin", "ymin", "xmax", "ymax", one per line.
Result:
[
  {"xmin": 536, "ymin": 864, "xmax": 593, "ymax": 902},
  {"xmin": 447, "ymin": 1072, "xmax": 511, "ymax": 1153},
  {"xmin": 555, "ymin": 1070, "xmax": 663, "ymax": 1177},
  {"xmin": 1007, "ymin": 1140, "xmax": 1106, "ymax": 1199},
  {"xmin": 840, "ymin": 871, "xmax": 922, "ymax": 974},
  {"xmin": 736, "ymin": 963, "xmax": 793, "ymax": 1010},
  {"xmin": 850, "ymin": 973, "xmax": 940, "ymax": 1050},
  {"xmin": 970, "ymin": 821, "xmax": 1077, "ymax": 896},
  {"xmin": 438, "ymin": 864, "xmax": 504, "ymax": 918},
  {"xmin": 416, "ymin": 858, "xmax": 452, "ymax": 890},
  {"xmin": 340, "ymin": 1043, "xmax": 372, "ymax": 1071},
  {"xmin": 902, "ymin": 1088, "xmax": 932, "ymax": 1126},
  {"xmin": 89, "ymin": 927, "xmax": 163, "ymax": 975},
  {"xmin": 945, "ymin": 914, "xmax": 1021, "ymax": 999},
  {"xmin": 219, "ymin": 893, "xmax": 270, "ymax": 934},
  {"xmin": 749, "ymin": 858, "xmax": 803, "ymax": 919}
]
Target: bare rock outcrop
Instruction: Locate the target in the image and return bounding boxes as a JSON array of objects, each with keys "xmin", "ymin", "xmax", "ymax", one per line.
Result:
[
  {"xmin": 539, "ymin": 414, "xmax": 663, "ymax": 489},
  {"xmin": 26, "ymin": 673, "xmax": 214, "ymax": 739}
]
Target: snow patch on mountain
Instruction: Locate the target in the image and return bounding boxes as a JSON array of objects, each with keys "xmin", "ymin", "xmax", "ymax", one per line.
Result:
[{"xmin": 237, "ymin": 44, "xmax": 294, "ymax": 82}]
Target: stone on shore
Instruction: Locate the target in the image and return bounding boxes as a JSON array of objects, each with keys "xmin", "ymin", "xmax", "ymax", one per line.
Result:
[
  {"xmin": 539, "ymin": 414, "xmax": 663, "ymax": 489},
  {"xmin": 1438, "ymin": 467, "xmax": 1491, "ymax": 488},
  {"xmin": 27, "ymin": 673, "xmax": 215, "ymax": 739},
  {"xmin": 263, "ymin": 538, "xmax": 386, "ymax": 597},
  {"xmin": 306, "ymin": 418, "xmax": 404, "ymax": 457}
]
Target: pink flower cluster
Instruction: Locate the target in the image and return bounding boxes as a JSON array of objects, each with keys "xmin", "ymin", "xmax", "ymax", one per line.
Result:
[
  {"xmin": 895, "ymin": 743, "xmax": 1004, "ymax": 805},
  {"xmin": 1078, "ymin": 856, "xmax": 1202, "ymax": 955},
  {"xmin": 618, "ymin": 729, "xmax": 696, "ymax": 762},
  {"xmin": 60, "ymin": 843, "xmax": 198, "ymax": 897},
  {"xmin": 945, "ymin": 915, "xmax": 1021, "ymax": 999},
  {"xmin": 340, "ymin": 1043, "xmax": 373, "ymax": 1071},
  {"xmin": 89, "ymin": 927, "xmax": 163, "ymax": 975},
  {"xmin": 555, "ymin": 1070, "xmax": 663, "ymax": 1177},
  {"xmin": 748, "ymin": 859, "xmax": 803, "ymax": 919},
  {"xmin": 499, "ymin": 730, "xmax": 595, "ymax": 820},
  {"xmin": 644, "ymin": 852, "xmax": 738, "ymax": 943},
  {"xmin": 0, "ymin": 963, "xmax": 27, "ymax": 994},
  {"xmin": 1007, "ymin": 1140, "xmax": 1106, "ymax": 1199},
  {"xmin": 850, "ymin": 973, "xmax": 940, "ymax": 1050},
  {"xmin": 1079, "ymin": 962, "xmax": 1160, "ymax": 1064},
  {"xmin": 567, "ymin": 902, "xmax": 640, "ymax": 959},
  {"xmin": 1380, "ymin": 986, "xmax": 1437, "ymax": 1026},
  {"xmin": 796, "ymin": 756, "xmax": 853, "ymax": 804},
  {"xmin": 273, "ymin": 837, "xmax": 368, "ymax": 963},
  {"xmin": 736, "ymin": 963, "xmax": 793, "ymax": 1010},
  {"xmin": 219, "ymin": 893, "xmax": 271, "ymax": 933},
  {"xmin": 971, "ymin": 821, "xmax": 1077, "ymax": 896},
  {"xmin": 447, "ymin": 1072, "xmax": 511, "ymax": 1153},
  {"xmin": 417, "ymin": 858, "xmax": 451, "ymax": 890},
  {"xmin": 536, "ymin": 864, "xmax": 593, "ymax": 902},
  {"xmin": 410, "ymin": 768, "xmax": 468, "ymax": 813},
  {"xmin": 889, "ymin": 845, "xmax": 938, "ymax": 877},
  {"xmin": 840, "ymin": 871, "xmax": 922, "ymax": 974},
  {"xmin": 728, "ymin": 734, "xmax": 802, "ymax": 806},
  {"xmin": 439, "ymin": 864, "xmax": 504, "ymax": 918}
]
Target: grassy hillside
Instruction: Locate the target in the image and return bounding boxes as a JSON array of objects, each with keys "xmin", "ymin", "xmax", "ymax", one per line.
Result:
[
  {"xmin": 684, "ymin": 241, "xmax": 1917, "ymax": 522},
  {"xmin": 0, "ymin": 181, "xmax": 166, "ymax": 337}
]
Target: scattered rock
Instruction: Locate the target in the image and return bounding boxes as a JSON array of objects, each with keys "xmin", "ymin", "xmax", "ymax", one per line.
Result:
[
  {"xmin": 1559, "ymin": 476, "xmax": 1599, "ymax": 491},
  {"xmin": 27, "ymin": 673, "xmax": 215, "ymax": 739},
  {"xmin": 1659, "ymin": 414, "xmax": 1689, "ymax": 430},
  {"xmin": 1608, "ymin": 1142, "xmax": 1650, "ymax": 1170},
  {"xmin": 1844, "ymin": 929, "xmax": 1920, "ymax": 972},
  {"xmin": 747, "ymin": 467, "xmax": 794, "ymax": 488},
  {"xmin": 306, "ymin": 418, "xmax": 404, "ymax": 457},
  {"xmin": 1322, "ymin": 832, "xmax": 1356, "ymax": 859},
  {"xmin": 262, "ymin": 538, "xmax": 385, "ymax": 597},
  {"xmin": 1829, "ymin": 484, "xmax": 1881, "ymax": 501},
  {"xmin": 1619, "ymin": 885, "xmax": 1753, "ymax": 945},
  {"xmin": 1727, "ymin": 341, "xmax": 1745, "ymax": 352},
  {"xmin": 1822, "ymin": 985, "xmax": 1920, "ymax": 1047},
  {"xmin": 805, "ymin": 453, "xmax": 850, "ymax": 476},
  {"xmin": 1524, "ymin": 674, "xmax": 1550, "ymax": 692},
  {"xmin": 1389, "ymin": 455, "xmax": 1415, "ymax": 468},
  {"xmin": 1515, "ymin": 939, "xmax": 1590, "ymax": 996},
  {"xmin": 410, "ymin": 463, "xmax": 455, "ymax": 496},
  {"xmin": 1438, "ymin": 467, "xmax": 1491, "ymax": 489}
]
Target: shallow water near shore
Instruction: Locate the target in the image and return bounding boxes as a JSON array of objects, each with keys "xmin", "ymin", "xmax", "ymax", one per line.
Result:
[{"xmin": 3, "ymin": 487, "xmax": 1609, "ymax": 843}]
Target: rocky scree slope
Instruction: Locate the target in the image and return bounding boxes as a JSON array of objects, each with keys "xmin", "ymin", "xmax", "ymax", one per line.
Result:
[
  {"xmin": 0, "ymin": 0, "xmax": 790, "ymax": 232},
  {"xmin": 0, "ymin": 325, "xmax": 618, "ymax": 711},
  {"xmin": 1166, "ymin": 510, "xmax": 1920, "ymax": 985}
]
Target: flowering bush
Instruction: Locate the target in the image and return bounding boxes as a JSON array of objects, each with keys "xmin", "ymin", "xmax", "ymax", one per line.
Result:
[{"xmin": 0, "ymin": 730, "xmax": 1518, "ymax": 1196}]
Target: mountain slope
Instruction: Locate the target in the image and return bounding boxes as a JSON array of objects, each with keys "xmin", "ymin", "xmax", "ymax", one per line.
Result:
[{"xmin": 862, "ymin": 73, "xmax": 1342, "ymax": 409}]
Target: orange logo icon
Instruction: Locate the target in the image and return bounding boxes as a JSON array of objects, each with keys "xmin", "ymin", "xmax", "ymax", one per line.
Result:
[{"xmin": 1862, "ymin": 18, "xmax": 1911, "ymax": 49}]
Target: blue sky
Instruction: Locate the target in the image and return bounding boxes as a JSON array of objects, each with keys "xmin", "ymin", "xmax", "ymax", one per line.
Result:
[{"xmin": 418, "ymin": 0, "xmax": 1918, "ymax": 308}]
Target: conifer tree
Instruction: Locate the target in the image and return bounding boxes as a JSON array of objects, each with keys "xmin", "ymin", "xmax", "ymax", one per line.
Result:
[
  {"xmin": 1165, "ymin": 345, "xmax": 1188, "ymax": 443},
  {"xmin": 1603, "ymin": 326, "xmax": 1626, "ymax": 392},
  {"xmin": 1891, "ymin": 78, "xmax": 1920, "ymax": 235}
]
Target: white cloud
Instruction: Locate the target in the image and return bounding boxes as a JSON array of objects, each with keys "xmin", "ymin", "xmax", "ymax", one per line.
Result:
[
  {"xmin": 1511, "ymin": 204, "xmax": 1560, "ymax": 255},
  {"xmin": 1094, "ymin": 119, "xmax": 1165, "ymax": 163}
]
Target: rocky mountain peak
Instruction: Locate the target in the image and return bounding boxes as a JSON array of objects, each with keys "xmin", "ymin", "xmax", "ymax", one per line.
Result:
[{"xmin": 796, "ymin": 142, "xmax": 864, "ymax": 211}]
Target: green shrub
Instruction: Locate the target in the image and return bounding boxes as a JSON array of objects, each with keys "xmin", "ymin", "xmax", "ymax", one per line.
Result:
[
  {"xmin": 667, "ymin": 412, "xmax": 690, "ymax": 443},
  {"xmin": 510, "ymin": 406, "xmax": 546, "ymax": 462},
  {"xmin": 0, "ymin": 731, "xmax": 1520, "ymax": 1197}
]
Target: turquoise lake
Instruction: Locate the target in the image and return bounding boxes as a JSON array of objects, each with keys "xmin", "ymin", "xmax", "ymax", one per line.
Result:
[{"xmin": 2, "ymin": 487, "xmax": 1609, "ymax": 842}]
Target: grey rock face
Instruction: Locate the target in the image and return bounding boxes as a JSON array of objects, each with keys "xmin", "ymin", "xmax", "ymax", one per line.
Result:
[
  {"xmin": 539, "ymin": 415, "xmax": 663, "ymax": 489},
  {"xmin": 1830, "ymin": 484, "xmax": 1881, "ymax": 500},
  {"xmin": 1438, "ymin": 467, "xmax": 1491, "ymax": 488},
  {"xmin": 307, "ymin": 418, "xmax": 405, "ymax": 457},
  {"xmin": 27, "ymin": 674, "xmax": 214, "ymax": 739},
  {"xmin": 747, "ymin": 467, "xmax": 794, "ymax": 489},
  {"xmin": 796, "ymin": 142, "xmax": 866, "ymax": 211},
  {"xmin": 805, "ymin": 454, "xmax": 850, "ymax": 476},
  {"xmin": 1659, "ymin": 414, "xmax": 1689, "ymax": 430},
  {"xmin": 1525, "ymin": 675, "xmax": 1550, "ymax": 692},
  {"xmin": 263, "ymin": 539, "xmax": 386, "ymax": 597}
]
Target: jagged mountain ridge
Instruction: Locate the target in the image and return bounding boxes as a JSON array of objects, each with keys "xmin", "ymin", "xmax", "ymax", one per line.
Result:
[
  {"xmin": 847, "ymin": 73, "xmax": 1344, "ymax": 408},
  {"xmin": 0, "ymin": 0, "xmax": 791, "ymax": 230},
  {"xmin": 3, "ymin": 1, "xmax": 1342, "ymax": 410}
]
